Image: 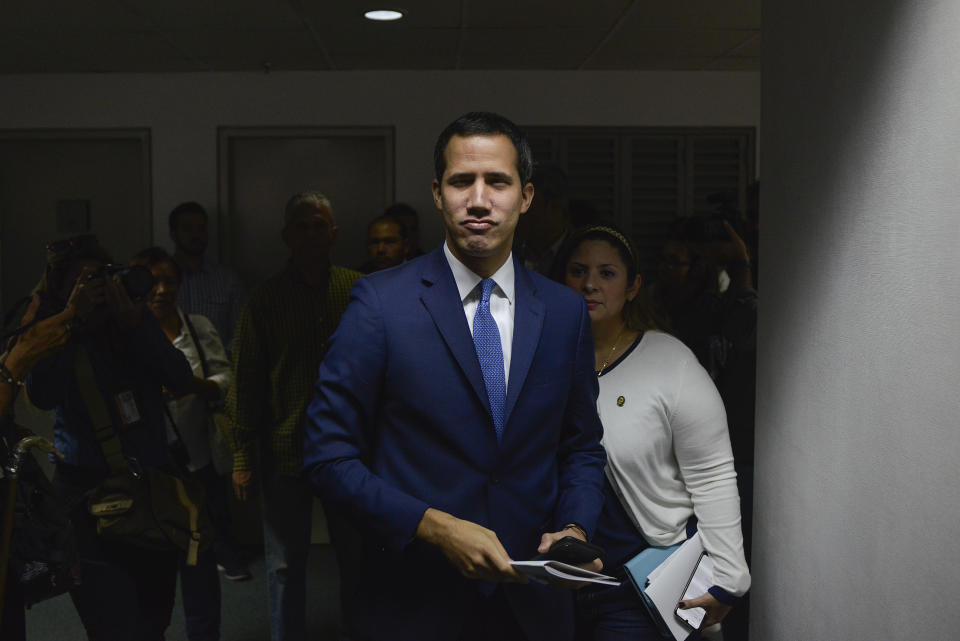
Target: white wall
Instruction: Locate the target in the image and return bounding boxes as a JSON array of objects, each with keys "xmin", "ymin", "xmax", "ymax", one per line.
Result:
[
  {"xmin": 756, "ymin": 1, "xmax": 960, "ymax": 639},
  {"xmin": 0, "ymin": 70, "xmax": 760, "ymax": 259}
]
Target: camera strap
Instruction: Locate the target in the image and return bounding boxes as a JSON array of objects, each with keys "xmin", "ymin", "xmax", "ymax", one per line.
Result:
[
  {"xmin": 181, "ymin": 313, "xmax": 209, "ymax": 380},
  {"xmin": 74, "ymin": 347, "xmax": 127, "ymax": 475}
]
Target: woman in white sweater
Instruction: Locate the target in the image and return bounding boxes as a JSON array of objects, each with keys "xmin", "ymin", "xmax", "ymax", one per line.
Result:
[{"xmin": 559, "ymin": 225, "xmax": 750, "ymax": 640}]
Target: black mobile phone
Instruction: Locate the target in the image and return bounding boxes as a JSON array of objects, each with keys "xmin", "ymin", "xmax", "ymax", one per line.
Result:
[
  {"xmin": 534, "ymin": 536, "xmax": 604, "ymax": 564},
  {"xmin": 676, "ymin": 552, "xmax": 709, "ymax": 629}
]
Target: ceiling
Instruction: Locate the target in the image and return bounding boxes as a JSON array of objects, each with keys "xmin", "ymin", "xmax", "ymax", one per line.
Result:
[{"xmin": 0, "ymin": 1, "xmax": 760, "ymax": 73}]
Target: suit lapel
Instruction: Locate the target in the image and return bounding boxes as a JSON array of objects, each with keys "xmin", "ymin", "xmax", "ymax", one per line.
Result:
[
  {"xmin": 504, "ymin": 261, "xmax": 544, "ymax": 428},
  {"xmin": 419, "ymin": 249, "xmax": 491, "ymax": 416}
]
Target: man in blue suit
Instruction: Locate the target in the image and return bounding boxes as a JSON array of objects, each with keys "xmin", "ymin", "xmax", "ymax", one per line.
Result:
[{"xmin": 303, "ymin": 112, "xmax": 607, "ymax": 641}]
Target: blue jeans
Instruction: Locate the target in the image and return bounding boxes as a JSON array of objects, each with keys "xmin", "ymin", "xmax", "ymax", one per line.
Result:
[{"xmin": 261, "ymin": 473, "xmax": 314, "ymax": 641}]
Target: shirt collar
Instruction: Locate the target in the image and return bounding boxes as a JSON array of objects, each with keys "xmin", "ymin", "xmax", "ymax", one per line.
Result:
[
  {"xmin": 173, "ymin": 307, "xmax": 190, "ymax": 343},
  {"xmin": 443, "ymin": 242, "xmax": 515, "ymax": 305}
]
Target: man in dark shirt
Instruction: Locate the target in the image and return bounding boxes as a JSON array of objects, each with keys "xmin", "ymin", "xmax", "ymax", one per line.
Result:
[{"xmin": 226, "ymin": 192, "xmax": 362, "ymax": 641}]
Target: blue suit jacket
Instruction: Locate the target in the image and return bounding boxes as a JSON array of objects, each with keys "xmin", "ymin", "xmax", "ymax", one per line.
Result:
[{"xmin": 303, "ymin": 247, "xmax": 606, "ymax": 641}]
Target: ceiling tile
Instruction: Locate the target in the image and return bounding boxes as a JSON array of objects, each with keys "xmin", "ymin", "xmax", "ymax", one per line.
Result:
[
  {"xmin": 303, "ymin": 0, "xmax": 462, "ymax": 31},
  {"xmin": 1, "ymin": 0, "xmax": 145, "ymax": 33},
  {"xmin": 584, "ymin": 29, "xmax": 756, "ymax": 68},
  {"xmin": 730, "ymin": 32, "xmax": 761, "ymax": 57},
  {"xmin": 123, "ymin": 0, "xmax": 304, "ymax": 31},
  {"xmin": 0, "ymin": 1, "xmax": 764, "ymax": 72},
  {"xmin": 315, "ymin": 26, "xmax": 460, "ymax": 69},
  {"xmin": 162, "ymin": 29, "xmax": 325, "ymax": 70},
  {"xmin": 626, "ymin": 0, "xmax": 760, "ymax": 30},
  {"xmin": 459, "ymin": 28, "xmax": 607, "ymax": 69},
  {"xmin": 705, "ymin": 57, "xmax": 761, "ymax": 71},
  {"xmin": 463, "ymin": 0, "xmax": 632, "ymax": 29},
  {"xmin": 2, "ymin": 30, "xmax": 201, "ymax": 72}
]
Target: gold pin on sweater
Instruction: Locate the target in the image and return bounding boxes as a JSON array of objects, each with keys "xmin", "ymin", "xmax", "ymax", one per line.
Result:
[{"xmin": 617, "ymin": 396, "xmax": 625, "ymax": 407}]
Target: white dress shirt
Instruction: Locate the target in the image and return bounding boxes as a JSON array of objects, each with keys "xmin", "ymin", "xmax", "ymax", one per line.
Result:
[
  {"xmin": 165, "ymin": 308, "xmax": 232, "ymax": 470},
  {"xmin": 443, "ymin": 242, "xmax": 515, "ymax": 388}
]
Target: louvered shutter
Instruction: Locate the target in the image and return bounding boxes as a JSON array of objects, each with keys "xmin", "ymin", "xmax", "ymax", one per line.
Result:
[
  {"xmin": 520, "ymin": 126, "xmax": 755, "ymax": 280},
  {"xmin": 688, "ymin": 135, "xmax": 749, "ymax": 217},
  {"xmin": 627, "ymin": 135, "xmax": 683, "ymax": 278},
  {"xmin": 562, "ymin": 135, "xmax": 618, "ymax": 222},
  {"xmin": 527, "ymin": 134, "xmax": 559, "ymax": 166}
]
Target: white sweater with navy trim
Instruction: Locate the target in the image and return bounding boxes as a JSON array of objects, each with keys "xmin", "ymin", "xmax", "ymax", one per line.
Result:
[{"xmin": 598, "ymin": 330, "xmax": 751, "ymax": 597}]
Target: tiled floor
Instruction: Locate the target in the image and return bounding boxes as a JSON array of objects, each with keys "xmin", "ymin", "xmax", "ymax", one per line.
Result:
[{"xmin": 25, "ymin": 545, "xmax": 341, "ymax": 641}]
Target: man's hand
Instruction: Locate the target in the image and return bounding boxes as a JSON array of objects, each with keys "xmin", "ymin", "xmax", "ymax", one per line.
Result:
[
  {"xmin": 537, "ymin": 525, "xmax": 603, "ymax": 573},
  {"xmin": 416, "ymin": 508, "xmax": 527, "ymax": 584},
  {"xmin": 678, "ymin": 592, "xmax": 733, "ymax": 628},
  {"xmin": 232, "ymin": 469, "xmax": 254, "ymax": 501},
  {"xmin": 187, "ymin": 376, "xmax": 221, "ymax": 403}
]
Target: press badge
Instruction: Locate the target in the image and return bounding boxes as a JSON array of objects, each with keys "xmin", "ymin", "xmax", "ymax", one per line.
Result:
[{"xmin": 114, "ymin": 390, "xmax": 142, "ymax": 425}]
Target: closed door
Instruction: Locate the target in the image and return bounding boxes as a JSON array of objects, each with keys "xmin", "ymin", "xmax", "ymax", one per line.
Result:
[
  {"xmin": 0, "ymin": 131, "xmax": 152, "ymax": 312},
  {"xmin": 220, "ymin": 128, "xmax": 394, "ymax": 286}
]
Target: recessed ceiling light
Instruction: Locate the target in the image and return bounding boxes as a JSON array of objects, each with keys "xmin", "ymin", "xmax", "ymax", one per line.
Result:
[{"xmin": 364, "ymin": 10, "xmax": 404, "ymax": 21}]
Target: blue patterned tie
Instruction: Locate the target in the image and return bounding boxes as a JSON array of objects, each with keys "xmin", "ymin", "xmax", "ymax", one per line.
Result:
[{"xmin": 473, "ymin": 278, "xmax": 506, "ymax": 442}]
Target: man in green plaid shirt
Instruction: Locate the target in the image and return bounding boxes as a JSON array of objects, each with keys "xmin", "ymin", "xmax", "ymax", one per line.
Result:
[{"xmin": 225, "ymin": 191, "xmax": 361, "ymax": 641}]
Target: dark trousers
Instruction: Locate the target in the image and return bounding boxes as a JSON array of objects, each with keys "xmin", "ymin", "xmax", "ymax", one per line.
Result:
[
  {"xmin": 178, "ymin": 547, "xmax": 221, "ymax": 641},
  {"xmin": 193, "ymin": 464, "xmax": 239, "ymax": 566},
  {"xmin": 575, "ymin": 580, "xmax": 667, "ymax": 641},
  {"xmin": 54, "ymin": 465, "xmax": 179, "ymax": 641},
  {"xmin": 0, "ymin": 576, "xmax": 25, "ymax": 641},
  {"xmin": 178, "ymin": 465, "xmax": 224, "ymax": 641},
  {"xmin": 457, "ymin": 587, "xmax": 528, "ymax": 641}
]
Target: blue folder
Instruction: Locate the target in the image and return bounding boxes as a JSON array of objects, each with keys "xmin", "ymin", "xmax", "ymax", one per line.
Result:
[{"xmin": 623, "ymin": 543, "xmax": 683, "ymax": 639}]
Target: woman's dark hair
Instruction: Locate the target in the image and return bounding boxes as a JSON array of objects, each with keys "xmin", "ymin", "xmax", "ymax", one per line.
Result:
[
  {"xmin": 129, "ymin": 246, "xmax": 182, "ymax": 284},
  {"xmin": 554, "ymin": 224, "xmax": 663, "ymax": 332}
]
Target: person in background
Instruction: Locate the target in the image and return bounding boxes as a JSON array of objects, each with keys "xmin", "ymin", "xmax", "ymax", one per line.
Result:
[
  {"xmin": 0, "ymin": 293, "xmax": 75, "ymax": 641},
  {"xmin": 226, "ymin": 191, "xmax": 362, "ymax": 641},
  {"xmin": 557, "ymin": 225, "xmax": 750, "ymax": 640},
  {"xmin": 132, "ymin": 246, "xmax": 245, "ymax": 641},
  {"xmin": 647, "ymin": 217, "xmax": 758, "ymax": 641},
  {"xmin": 515, "ymin": 163, "xmax": 571, "ymax": 277},
  {"xmin": 26, "ymin": 234, "xmax": 195, "ymax": 641},
  {"xmin": 568, "ymin": 199, "xmax": 604, "ymax": 231},
  {"xmin": 359, "ymin": 215, "xmax": 407, "ymax": 274},
  {"xmin": 384, "ymin": 202, "xmax": 425, "ymax": 259},
  {"xmin": 169, "ymin": 202, "xmax": 246, "ymax": 354}
]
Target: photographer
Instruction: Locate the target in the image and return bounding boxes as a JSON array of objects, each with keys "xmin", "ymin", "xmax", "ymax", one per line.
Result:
[
  {"xmin": 0, "ymin": 295, "xmax": 76, "ymax": 641},
  {"xmin": 25, "ymin": 234, "xmax": 194, "ymax": 641}
]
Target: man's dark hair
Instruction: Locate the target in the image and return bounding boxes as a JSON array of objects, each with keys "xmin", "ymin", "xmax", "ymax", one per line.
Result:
[
  {"xmin": 367, "ymin": 215, "xmax": 407, "ymax": 239},
  {"xmin": 168, "ymin": 202, "xmax": 207, "ymax": 232},
  {"xmin": 383, "ymin": 202, "xmax": 419, "ymax": 225},
  {"xmin": 433, "ymin": 112, "xmax": 533, "ymax": 185},
  {"xmin": 130, "ymin": 246, "xmax": 183, "ymax": 284}
]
